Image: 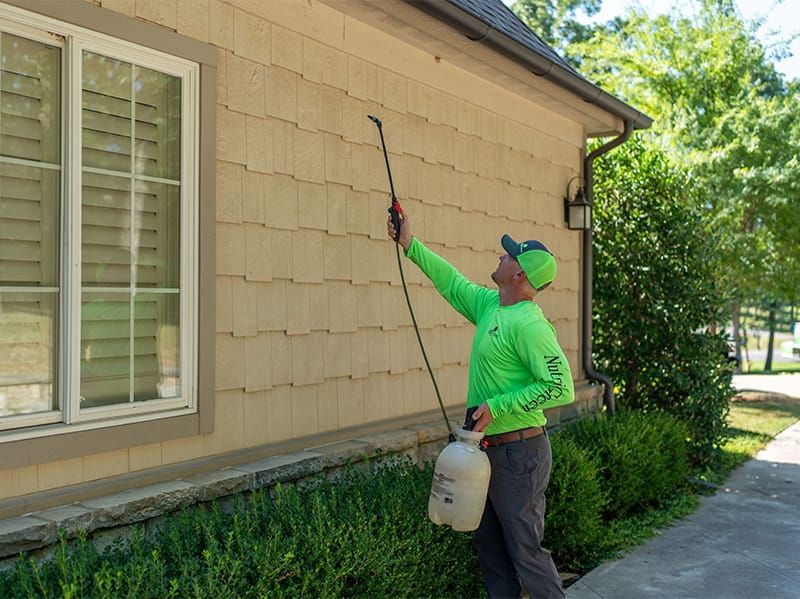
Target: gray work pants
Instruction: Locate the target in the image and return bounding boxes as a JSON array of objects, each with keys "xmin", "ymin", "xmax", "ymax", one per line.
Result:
[{"xmin": 475, "ymin": 431, "xmax": 564, "ymax": 599}]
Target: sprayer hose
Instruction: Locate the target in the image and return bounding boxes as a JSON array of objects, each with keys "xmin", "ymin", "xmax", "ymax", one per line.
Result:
[{"xmin": 394, "ymin": 243, "xmax": 452, "ymax": 437}]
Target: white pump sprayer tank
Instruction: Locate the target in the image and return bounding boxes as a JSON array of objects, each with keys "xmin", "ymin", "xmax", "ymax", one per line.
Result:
[{"xmin": 428, "ymin": 427, "xmax": 491, "ymax": 531}]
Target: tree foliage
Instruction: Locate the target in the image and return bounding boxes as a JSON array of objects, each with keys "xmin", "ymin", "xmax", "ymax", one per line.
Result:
[
  {"xmin": 592, "ymin": 136, "xmax": 733, "ymax": 466},
  {"xmin": 571, "ymin": 1, "xmax": 800, "ymax": 308}
]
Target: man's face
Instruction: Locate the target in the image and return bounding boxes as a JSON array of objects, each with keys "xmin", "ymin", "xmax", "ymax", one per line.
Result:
[{"xmin": 491, "ymin": 253, "xmax": 523, "ymax": 286}]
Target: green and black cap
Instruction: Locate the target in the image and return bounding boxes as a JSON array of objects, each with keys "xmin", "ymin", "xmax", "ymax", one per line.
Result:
[{"xmin": 501, "ymin": 234, "xmax": 557, "ymax": 291}]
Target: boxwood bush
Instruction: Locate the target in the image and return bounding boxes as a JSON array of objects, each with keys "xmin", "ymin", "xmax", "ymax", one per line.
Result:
[
  {"xmin": 0, "ymin": 410, "xmax": 691, "ymax": 597},
  {"xmin": 568, "ymin": 410, "xmax": 691, "ymax": 520},
  {"xmin": 544, "ymin": 435, "xmax": 605, "ymax": 570}
]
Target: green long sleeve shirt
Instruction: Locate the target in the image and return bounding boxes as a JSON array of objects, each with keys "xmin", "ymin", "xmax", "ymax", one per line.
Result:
[{"xmin": 405, "ymin": 237, "xmax": 575, "ymax": 435}]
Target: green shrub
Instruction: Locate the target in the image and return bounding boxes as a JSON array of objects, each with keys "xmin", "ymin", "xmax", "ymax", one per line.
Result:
[
  {"xmin": 0, "ymin": 411, "xmax": 694, "ymax": 595},
  {"xmin": 1, "ymin": 462, "xmax": 484, "ymax": 599},
  {"xmin": 568, "ymin": 410, "xmax": 690, "ymax": 520},
  {"xmin": 545, "ymin": 434, "xmax": 606, "ymax": 570},
  {"xmin": 592, "ymin": 135, "xmax": 734, "ymax": 467}
]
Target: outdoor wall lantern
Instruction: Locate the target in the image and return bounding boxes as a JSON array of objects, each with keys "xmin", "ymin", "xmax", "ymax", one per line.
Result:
[{"xmin": 564, "ymin": 176, "xmax": 591, "ymax": 230}]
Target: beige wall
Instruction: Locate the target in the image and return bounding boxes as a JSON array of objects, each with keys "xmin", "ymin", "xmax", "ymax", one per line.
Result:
[{"xmin": 0, "ymin": 0, "xmax": 584, "ymax": 500}]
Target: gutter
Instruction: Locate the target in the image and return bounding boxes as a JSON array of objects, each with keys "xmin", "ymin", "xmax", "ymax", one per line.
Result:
[
  {"xmin": 408, "ymin": 0, "xmax": 653, "ymax": 130},
  {"xmin": 582, "ymin": 120, "xmax": 634, "ymax": 414}
]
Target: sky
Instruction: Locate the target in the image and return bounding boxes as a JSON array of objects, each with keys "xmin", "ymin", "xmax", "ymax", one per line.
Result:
[{"xmin": 501, "ymin": 0, "xmax": 800, "ymax": 81}]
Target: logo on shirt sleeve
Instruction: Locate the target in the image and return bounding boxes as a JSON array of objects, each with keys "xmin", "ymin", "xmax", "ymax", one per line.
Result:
[{"xmin": 522, "ymin": 355, "xmax": 565, "ymax": 412}]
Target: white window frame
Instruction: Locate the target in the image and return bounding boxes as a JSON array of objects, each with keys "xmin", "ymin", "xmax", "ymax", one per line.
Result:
[{"xmin": 0, "ymin": 3, "xmax": 199, "ymax": 442}]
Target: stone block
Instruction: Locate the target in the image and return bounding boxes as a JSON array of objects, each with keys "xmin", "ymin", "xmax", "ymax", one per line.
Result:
[
  {"xmin": 80, "ymin": 481, "xmax": 200, "ymax": 529},
  {"xmin": 306, "ymin": 439, "xmax": 372, "ymax": 469},
  {"xmin": 236, "ymin": 451, "xmax": 326, "ymax": 489},
  {"xmin": 0, "ymin": 517, "xmax": 55, "ymax": 558},
  {"xmin": 34, "ymin": 505, "xmax": 97, "ymax": 538},
  {"xmin": 164, "ymin": 473, "xmax": 213, "ymax": 511},
  {"xmin": 271, "ymin": 25, "xmax": 302, "ymax": 73},
  {"xmin": 355, "ymin": 429, "xmax": 418, "ymax": 456},
  {"xmin": 216, "ymin": 223, "xmax": 245, "ymax": 276},
  {"xmin": 234, "ymin": 9, "xmax": 270, "ymax": 65}
]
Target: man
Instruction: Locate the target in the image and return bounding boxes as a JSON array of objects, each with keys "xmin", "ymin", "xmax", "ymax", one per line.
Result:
[{"xmin": 387, "ymin": 212, "xmax": 574, "ymax": 599}]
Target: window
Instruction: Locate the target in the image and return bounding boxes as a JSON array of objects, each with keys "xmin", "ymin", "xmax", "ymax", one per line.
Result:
[{"xmin": 0, "ymin": 4, "xmax": 199, "ymax": 439}]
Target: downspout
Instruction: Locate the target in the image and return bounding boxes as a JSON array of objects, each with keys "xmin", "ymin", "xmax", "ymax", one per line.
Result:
[{"xmin": 582, "ymin": 119, "xmax": 634, "ymax": 414}]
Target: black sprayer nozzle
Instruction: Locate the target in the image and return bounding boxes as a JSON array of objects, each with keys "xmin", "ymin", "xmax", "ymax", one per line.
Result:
[{"xmin": 367, "ymin": 114, "xmax": 402, "ymax": 242}]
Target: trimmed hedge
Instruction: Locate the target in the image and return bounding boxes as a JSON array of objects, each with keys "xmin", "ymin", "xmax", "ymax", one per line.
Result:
[
  {"xmin": 544, "ymin": 435, "xmax": 605, "ymax": 570},
  {"xmin": 0, "ymin": 411, "xmax": 691, "ymax": 597},
  {"xmin": 568, "ymin": 410, "xmax": 691, "ymax": 519}
]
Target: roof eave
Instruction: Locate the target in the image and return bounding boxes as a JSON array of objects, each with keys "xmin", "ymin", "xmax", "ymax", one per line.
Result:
[{"xmin": 409, "ymin": 0, "xmax": 653, "ymax": 131}]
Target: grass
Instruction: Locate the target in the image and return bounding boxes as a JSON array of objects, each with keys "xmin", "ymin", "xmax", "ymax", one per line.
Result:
[
  {"xmin": 574, "ymin": 392, "xmax": 800, "ymax": 575},
  {"xmin": 741, "ymin": 359, "xmax": 800, "ymax": 374}
]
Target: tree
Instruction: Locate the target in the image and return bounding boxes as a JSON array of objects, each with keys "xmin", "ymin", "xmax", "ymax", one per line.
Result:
[
  {"xmin": 510, "ymin": 0, "xmax": 602, "ymax": 55},
  {"xmin": 571, "ymin": 1, "xmax": 800, "ymax": 363},
  {"xmin": 592, "ymin": 136, "xmax": 733, "ymax": 466}
]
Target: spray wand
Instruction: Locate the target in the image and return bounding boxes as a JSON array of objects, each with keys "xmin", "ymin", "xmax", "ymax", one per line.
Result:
[{"xmin": 367, "ymin": 115, "xmax": 455, "ymax": 442}]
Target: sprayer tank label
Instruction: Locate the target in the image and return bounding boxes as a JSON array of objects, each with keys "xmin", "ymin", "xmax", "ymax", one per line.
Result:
[{"xmin": 431, "ymin": 472, "xmax": 456, "ymax": 502}]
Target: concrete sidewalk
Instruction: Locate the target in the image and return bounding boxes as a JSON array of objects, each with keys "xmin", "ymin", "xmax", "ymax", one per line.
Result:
[{"xmin": 567, "ymin": 375, "xmax": 800, "ymax": 599}]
